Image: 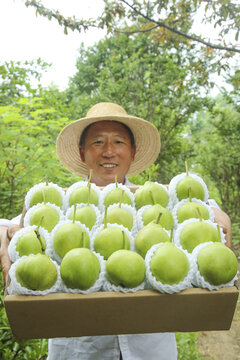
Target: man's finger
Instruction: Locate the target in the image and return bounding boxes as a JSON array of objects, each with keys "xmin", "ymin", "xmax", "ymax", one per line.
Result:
[
  {"xmin": 7, "ymin": 224, "xmax": 21, "ymax": 239},
  {"xmin": 0, "ymin": 229, "xmax": 11, "ymax": 290}
]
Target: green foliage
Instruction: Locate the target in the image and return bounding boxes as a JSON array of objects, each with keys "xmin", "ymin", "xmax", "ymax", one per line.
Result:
[
  {"xmin": 0, "ymin": 88, "xmax": 79, "ymax": 219},
  {"xmin": 188, "ymin": 95, "xmax": 240, "ymax": 244},
  {"xmin": 0, "ymin": 273, "xmax": 48, "ymax": 359},
  {"xmin": 0, "ymin": 100, "xmax": 57, "ymax": 218},
  {"xmin": 176, "ymin": 332, "xmax": 204, "ymax": 360},
  {"xmin": 67, "ymin": 31, "xmax": 212, "ymax": 184},
  {"xmin": 0, "ymin": 59, "xmax": 50, "ymax": 105}
]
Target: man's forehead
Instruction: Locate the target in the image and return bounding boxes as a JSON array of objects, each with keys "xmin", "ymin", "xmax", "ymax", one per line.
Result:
[{"xmin": 87, "ymin": 120, "xmax": 130, "ymax": 135}]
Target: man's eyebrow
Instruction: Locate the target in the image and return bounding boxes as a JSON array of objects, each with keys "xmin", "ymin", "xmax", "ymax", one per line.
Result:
[{"xmin": 89, "ymin": 133, "xmax": 128, "ymax": 139}]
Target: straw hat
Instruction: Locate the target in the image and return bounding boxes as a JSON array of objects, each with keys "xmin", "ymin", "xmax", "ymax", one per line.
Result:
[{"xmin": 56, "ymin": 102, "xmax": 161, "ymax": 177}]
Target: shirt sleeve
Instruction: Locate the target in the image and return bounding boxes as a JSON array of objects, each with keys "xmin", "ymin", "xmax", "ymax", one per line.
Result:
[
  {"xmin": 0, "ymin": 214, "xmax": 21, "ymax": 227},
  {"xmin": 208, "ymin": 199, "xmax": 220, "ymax": 210}
]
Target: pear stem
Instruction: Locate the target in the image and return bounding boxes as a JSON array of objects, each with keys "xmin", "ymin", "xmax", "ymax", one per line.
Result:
[
  {"xmin": 217, "ymin": 225, "xmax": 221, "ymax": 241},
  {"xmin": 188, "ymin": 187, "xmax": 192, "ymax": 202},
  {"xmin": 104, "ymin": 207, "xmax": 108, "ymax": 229},
  {"xmin": 170, "ymin": 229, "xmax": 173, "ymax": 242},
  {"xmin": 87, "ymin": 169, "xmax": 93, "ymax": 186},
  {"xmin": 36, "ymin": 216, "xmax": 44, "ymax": 231},
  {"xmin": 122, "ymin": 231, "xmax": 126, "ymax": 249},
  {"xmin": 72, "ymin": 204, "xmax": 77, "ymax": 224},
  {"xmin": 119, "ymin": 189, "xmax": 124, "ymax": 208},
  {"xmin": 45, "ymin": 175, "xmax": 48, "ymax": 186},
  {"xmin": 149, "ymin": 167, "xmax": 152, "ymax": 181},
  {"xmin": 87, "ymin": 183, "xmax": 91, "ymax": 206},
  {"xmin": 196, "ymin": 207, "xmax": 202, "ymax": 221},
  {"xmin": 156, "ymin": 212, "xmax": 162, "ymax": 225},
  {"xmin": 35, "ymin": 216, "xmax": 46, "ymax": 252},
  {"xmin": 185, "ymin": 160, "xmax": 189, "ymax": 176},
  {"xmin": 82, "ymin": 231, "xmax": 86, "ymax": 248},
  {"xmin": 149, "ymin": 190, "xmax": 156, "ymax": 205},
  {"xmin": 42, "ymin": 190, "xmax": 46, "ymax": 204},
  {"xmin": 115, "ymin": 175, "xmax": 118, "ymax": 188}
]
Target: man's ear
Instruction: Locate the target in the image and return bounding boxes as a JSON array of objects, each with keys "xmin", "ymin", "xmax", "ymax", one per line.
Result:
[
  {"xmin": 131, "ymin": 144, "xmax": 136, "ymax": 161},
  {"xmin": 79, "ymin": 146, "xmax": 85, "ymax": 162}
]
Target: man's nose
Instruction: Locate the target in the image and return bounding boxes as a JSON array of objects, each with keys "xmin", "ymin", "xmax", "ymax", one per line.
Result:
[{"xmin": 102, "ymin": 140, "xmax": 115, "ymax": 157}]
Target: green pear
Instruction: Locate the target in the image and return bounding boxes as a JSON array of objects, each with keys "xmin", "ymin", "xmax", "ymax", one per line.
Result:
[
  {"xmin": 177, "ymin": 201, "xmax": 209, "ymax": 223},
  {"xmin": 142, "ymin": 204, "xmax": 173, "ymax": 230},
  {"xmin": 15, "ymin": 254, "xmax": 58, "ymax": 291},
  {"xmin": 134, "ymin": 181, "xmax": 169, "ymax": 210},
  {"xmin": 106, "ymin": 197, "xmax": 133, "ymax": 230},
  {"xmin": 16, "ymin": 230, "xmax": 46, "ymax": 257},
  {"xmin": 197, "ymin": 243, "xmax": 238, "ymax": 286},
  {"xmin": 68, "ymin": 206, "xmax": 97, "ymax": 230},
  {"xmin": 135, "ymin": 217, "xmax": 170, "ymax": 258},
  {"xmin": 29, "ymin": 204, "xmax": 60, "ymax": 232},
  {"xmin": 69, "ymin": 186, "xmax": 98, "ymax": 206},
  {"xmin": 104, "ymin": 179, "xmax": 132, "ymax": 207},
  {"xmin": 94, "ymin": 227, "xmax": 130, "ymax": 260},
  {"xmin": 53, "ymin": 223, "xmax": 90, "ymax": 259},
  {"xmin": 150, "ymin": 242, "xmax": 189, "ymax": 284},
  {"xmin": 176, "ymin": 162, "xmax": 205, "ymax": 201},
  {"xmin": 176, "ymin": 177, "xmax": 205, "ymax": 201},
  {"xmin": 29, "ymin": 184, "xmax": 62, "ymax": 208},
  {"xmin": 104, "ymin": 188, "xmax": 132, "ymax": 207},
  {"xmin": 106, "ymin": 249, "xmax": 146, "ymax": 288},
  {"xmin": 69, "ymin": 172, "xmax": 99, "ymax": 206},
  {"xmin": 60, "ymin": 248, "xmax": 100, "ymax": 290},
  {"xmin": 180, "ymin": 221, "xmax": 220, "ymax": 253}
]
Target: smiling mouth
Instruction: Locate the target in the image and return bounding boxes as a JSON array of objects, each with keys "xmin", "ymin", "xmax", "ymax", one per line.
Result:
[{"xmin": 100, "ymin": 163, "xmax": 117, "ymax": 168}]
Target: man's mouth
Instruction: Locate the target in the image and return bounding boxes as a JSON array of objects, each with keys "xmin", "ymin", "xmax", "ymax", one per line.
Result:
[{"xmin": 100, "ymin": 163, "xmax": 117, "ymax": 168}]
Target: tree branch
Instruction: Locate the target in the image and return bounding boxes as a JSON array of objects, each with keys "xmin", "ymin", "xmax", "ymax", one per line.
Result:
[
  {"xmin": 25, "ymin": 0, "xmax": 99, "ymax": 33},
  {"xmin": 119, "ymin": 0, "xmax": 240, "ymax": 53},
  {"xmin": 114, "ymin": 25, "xmax": 159, "ymax": 35}
]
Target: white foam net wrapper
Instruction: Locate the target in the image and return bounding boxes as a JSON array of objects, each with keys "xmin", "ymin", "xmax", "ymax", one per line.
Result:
[
  {"xmin": 90, "ymin": 223, "xmax": 135, "ymax": 253},
  {"xmin": 145, "ymin": 243, "xmax": 194, "ymax": 294},
  {"xmin": 105, "ymin": 203, "xmax": 138, "ymax": 237},
  {"xmin": 60, "ymin": 251, "xmax": 106, "ymax": 294},
  {"xmin": 8, "ymin": 225, "xmax": 51, "ymax": 263},
  {"xmin": 103, "ymin": 275, "xmax": 146, "ymax": 293},
  {"xmin": 173, "ymin": 218, "xmax": 226, "ymax": 253},
  {"xmin": 168, "ymin": 172, "xmax": 209, "ymax": 208},
  {"xmin": 101, "ymin": 182, "xmax": 135, "ymax": 208},
  {"xmin": 172, "ymin": 198, "xmax": 215, "ymax": 228},
  {"xmin": 64, "ymin": 181, "xmax": 103, "ymax": 212},
  {"xmin": 7, "ymin": 257, "xmax": 62, "ymax": 295},
  {"xmin": 24, "ymin": 182, "xmax": 66, "ymax": 211},
  {"xmin": 24, "ymin": 202, "xmax": 65, "ymax": 229},
  {"xmin": 134, "ymin": 183, "xmax": 172, "ymax": 210},
  {"xmin": 191, "ymin": 242, "xmax": 239, "ymax": 290},
  {"xmin": 49, "ymin": 219, "xmax": 92, "ymax": 264},
  {"xmin": 65, "ymin": 203, "xmax": 103, "ymax": 234}
]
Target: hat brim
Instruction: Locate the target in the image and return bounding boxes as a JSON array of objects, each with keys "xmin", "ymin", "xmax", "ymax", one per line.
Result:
[{"xmin": 56, "ymin": 114, "xmax": 161, "ymax": 178}]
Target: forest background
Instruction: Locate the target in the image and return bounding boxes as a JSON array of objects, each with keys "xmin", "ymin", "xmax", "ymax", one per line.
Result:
[{"xmin": 0, "ymin": 0, "xmax": 239, "ymax": 359}]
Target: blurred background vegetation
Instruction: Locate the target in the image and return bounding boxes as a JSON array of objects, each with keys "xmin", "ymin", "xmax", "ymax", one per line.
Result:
[{"xmin": 0, "ymin": 0, "xmax": 239, "ymax": 358}]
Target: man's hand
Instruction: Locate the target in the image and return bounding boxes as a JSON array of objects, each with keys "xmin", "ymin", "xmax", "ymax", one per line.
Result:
[
  {"xmin": 212, "ymin": 207, "xmax": 232, "ymax": 249},
  {"xmin": 0, "ymin": 225, "xmax": 21, "ymax": 289}
]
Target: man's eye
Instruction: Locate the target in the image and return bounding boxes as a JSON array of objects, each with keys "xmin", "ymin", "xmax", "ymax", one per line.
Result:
[{"xmin": 94, "ymin": 140, "xmax": 103, "ymax": 144}]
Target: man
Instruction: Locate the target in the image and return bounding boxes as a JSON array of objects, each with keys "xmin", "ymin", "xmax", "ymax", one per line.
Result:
[{"xmin": 0, "ymin": 102, "xmax": 232, "ymax": 359}]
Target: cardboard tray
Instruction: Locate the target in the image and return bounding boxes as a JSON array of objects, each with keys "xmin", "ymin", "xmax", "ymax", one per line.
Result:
[
  {"xmin": 4, "ymin": 286, "xmax": 239, "ymax": 340},
  {"xmin": 5, "ymin": 184, "xmax": 239, "ymax": 339}
]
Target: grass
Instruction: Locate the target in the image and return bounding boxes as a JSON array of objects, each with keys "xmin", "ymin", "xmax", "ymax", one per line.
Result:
[{"xmin": 176, "ymin": 332, "xmax": 204, "ymax": 360}]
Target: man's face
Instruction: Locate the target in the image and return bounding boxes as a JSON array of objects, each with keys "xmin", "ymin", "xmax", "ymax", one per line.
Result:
[{"xmin": 79, "ymin": 121, "xmax": 136, "ymax": 186}]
